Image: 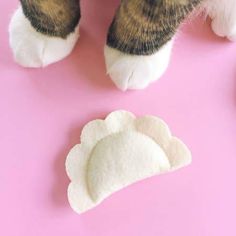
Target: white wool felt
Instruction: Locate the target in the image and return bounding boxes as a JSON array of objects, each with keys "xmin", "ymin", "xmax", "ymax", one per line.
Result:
[
  {"xmin": 204, "ymin": 0, "xmax": 236, "ymax": 41},
  {"xmin": 66, "ymin": 111, "xmax": 191, "ymax": 214},
  {"xmin": 104, "ymin": 40, "xmax": 173, "ymax": 91},
  {"xmin": 9, "ymin": 7, "xmax": 79, "ymax": 68}
]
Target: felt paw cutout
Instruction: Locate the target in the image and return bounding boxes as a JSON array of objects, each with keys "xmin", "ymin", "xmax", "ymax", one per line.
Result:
[
  {"xmin": 9, "ymin": 7, "xmax": 79, "ymax": 68},
  {"xmin": 104, "ymin": 40, "xmax": 173, "ymax": 91},
  {"xmin": 66, "ymin": 111, "xmax": 191, "ymax": 214}
]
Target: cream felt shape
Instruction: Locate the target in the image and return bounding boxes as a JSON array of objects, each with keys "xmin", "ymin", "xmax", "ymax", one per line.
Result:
[
  {"xmin": 66, "ymin": 111, "xmax": 191, "ymax": 214},
  {"xmin": 9, "ymin": 7, "xmax": 79, "ymax": 68},
  {"xmin": 104, "ymin": 40, "xmax": 173, "ymax": 91}
]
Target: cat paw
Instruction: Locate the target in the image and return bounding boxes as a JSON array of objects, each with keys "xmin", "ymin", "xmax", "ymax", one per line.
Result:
[
  {"xmin": 205, "ymin": 0, "xmax": 236, "ymax": 42},
  {"xmin": 9, "ymin": 7, "xmax": 79, "ymax": 68},
  {"xmin": 104, "ymin": 40, "xmax": 173, "ymax": 91},
  {"xmin": 211, "ymin": 17, "xmax": 236, "ymax": 41}
]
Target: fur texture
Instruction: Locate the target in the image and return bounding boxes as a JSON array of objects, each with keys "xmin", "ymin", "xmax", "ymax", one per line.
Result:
[
  {"xmin": 107, "ymin": 0, "xmax": 201, "ymax": 55},
  {"xmin": 9, "ymin": 7, "xmax": 80, "ymax": 68},
  {"xmin": 20, "ymin": 0, "xmax": 81, "ymax": 38},
  {"xmin": 204, "ymin": 0, "xmax": 236, "ymax": 40}
]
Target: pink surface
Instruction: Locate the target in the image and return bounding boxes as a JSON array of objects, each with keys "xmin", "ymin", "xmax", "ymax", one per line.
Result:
[{"xmin": 1, "ymin": 1, "xmax": 236, "ymax": 235}]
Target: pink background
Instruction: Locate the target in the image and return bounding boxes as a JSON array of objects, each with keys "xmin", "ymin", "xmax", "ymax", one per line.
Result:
[{"xmin": 1, "ymin": 1, "xmax": 236, "ymax": 235}]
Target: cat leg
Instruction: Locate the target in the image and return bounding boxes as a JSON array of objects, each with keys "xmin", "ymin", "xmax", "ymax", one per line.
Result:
[
  {"xmin": 105, "ymin": 0, "xmax": 201, "ymax": 91},
  {"xmin": 9, "ymin": 0, "xmax": 81, "ymax": 68},
  {"xmin": 204, "ymin": 0, "xmax": 236, "ymax": 41}
]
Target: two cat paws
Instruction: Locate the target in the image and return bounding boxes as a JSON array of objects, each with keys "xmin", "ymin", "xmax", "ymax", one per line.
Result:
[
  {"xmin": 9, "ymin": 7, "xmax": 79, "ymax": 68},
  {"xmin": 9, "ymin": 7, "xmax": 173, "ymax": 90},
  {"xmin": 9, "ymin": 6, "xmax": 236, "ymax": 90}
]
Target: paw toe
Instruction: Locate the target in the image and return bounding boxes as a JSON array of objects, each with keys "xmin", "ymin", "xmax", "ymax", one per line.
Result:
[
  {"xmin": 104, "ymin": 41, "xmax": 173, "ymax": 91},
  {"xmin": 211, "ymin": 19, "xmax": 236, "ymax": 41}
]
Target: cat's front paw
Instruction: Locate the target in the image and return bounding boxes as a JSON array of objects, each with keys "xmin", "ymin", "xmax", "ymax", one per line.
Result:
[
  {"xmin": 211, "ymin": 17, "xmax": 236, "ymax": 41},
  {"xmin": 104, "ymin": 41, "xmax": 173, "ymax": 91},
  {"xmin": 9, "ymin": 7, "xmax": 79, "ymax": 68},
  {"xmin": 206, "ymin": 0, "xmax": 236, "ymax": 42}
]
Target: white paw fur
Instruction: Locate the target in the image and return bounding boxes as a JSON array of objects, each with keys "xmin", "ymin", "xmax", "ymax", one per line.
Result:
[
  {"xmin": 104, "ymin": 40, "xmax": 173, "ymax": 91},
  {"xmin": 9, "ymin": 7, "xmax": 80, "ymax": 68},
  {"xmin": 204, "ymin": 0, "xmax": 236, "ymax": 41}
]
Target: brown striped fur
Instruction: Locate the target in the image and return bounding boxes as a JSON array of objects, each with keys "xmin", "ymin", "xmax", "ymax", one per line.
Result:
[
  {"xmin": 20, "ymin": 0, "xmax": 80, "ymax": 38},
  {"xmin": 107, "ymin": 0, "xmax": 202, "ymax": 55},
  {"xmin": 20, "ymin": 0, "xmax": 202, "ymax": 54}
]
